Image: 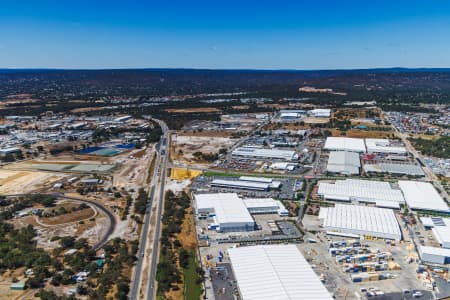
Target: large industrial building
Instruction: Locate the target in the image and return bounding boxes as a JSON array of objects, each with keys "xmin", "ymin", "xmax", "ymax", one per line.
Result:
[
  {"xmin": 326, "ymin": 151, "xmax": 361, "ymax": 175},
  {"xmin": 211, "ymin": 176, "xmax": 281, "ymax": 191},
  {"xmin": 228, "ymin": 245, "xmax": 333, "ymax": 300},
  {"xmin": 420, "ymin": 217, "xmax": 450, "ymax": 249},
  {"xmin": 243, "ymin": 198, "xmax": 288, "ymax": 216},
  {"xmin": 194, "ymin": 193, "xmax": 288, "ymax": 231},
  {"xmin": 398, "ymin": 181, "xmax": 449, "ymax": 213},
  {"xmin": 270, "ymin": 162, "xmax": 297, "ymax": 171},
  {"xmin": 365, "ymin": 138, "xmax": 407, "ymax": 155},
  {"xmin": 363, "ymin": 163, "xmax": 425, "ymax": 177},
  {"xmin": 194, "ymin": 193, "xmax": 255, "ymax": 232},
  {"xmin": 278, "ymin": 110, "xmax": 306, "ymax": 121},
  {"xmin": 232, "ymin": 147, "xmax": 298, "ymax": 161},
  {"xmin": 317, "ymin": 179, "xmax": 405, "ymax": 209},
  {"xmin": 418, "ymin": 246, "xmax": 450, "ymax": 265},
  {"xmin": 211, "ymin": 179, "xmax": 269, "ymax": 191},
  {"xmin": 319, "ymin": 204, "xmax": 402, "ymax": 240},
  {"xmin": 324, "ymin": 137, "xmax": 408, "ymax": 155},
  {"xmin": 324, "ymin": 137, "xmax": 366, "ymax": 153}
]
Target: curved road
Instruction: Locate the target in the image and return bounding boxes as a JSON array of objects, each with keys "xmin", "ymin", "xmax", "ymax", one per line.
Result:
[
  {"xmin": 7, "ymin": 193, "xmax": 116, "ymax": 250},
  {"xmin": 57, "ymin": 194, "xmax": 117, "ymax": 249}
]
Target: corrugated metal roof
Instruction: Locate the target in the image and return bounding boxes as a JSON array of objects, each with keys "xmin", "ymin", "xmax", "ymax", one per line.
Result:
[
  {"xmin": 232, "ymin": 147, "xmax": 298, "ymax": 160},
  {"xmin": 239, "ymin": 176, "xmax": 273, "ymax": 183},
  {"xmin": 211, "ymin": 179, "xmax": 269, "ymax": 190},
  {"xmin": 365, "ymin": 138, "xmax": 407, "ymax": 154},
  {"xmin": 364, "ymin": 163, "xmax": 424, "ymax": 176},
  {"xmin": 195, "ymin": 193, "xmax": 254, "ymax": 225},
  {"xmin": 419, "ymin": 245, "xmax": 450, "ymax": 257},
  {"xmin": 324, "ymin": 137, "xmax": 366, "ymax": 153},
  {"xmin": 327, "ymin": 151, "xmax": 360, "ymax": 174},
  {"xmin": 243, "ymin": 198, "xmax": 284, "ymax": 210},
  {"xmin": 321, "ymin": 204, "xmax": 402, "ymax": 240},
  {"xmin": 317, "ymin": 179, "xmax": 404, "ymax": 204},
  {"xmin": 228, "ymin": 245, "xmax": 332, "ymax": 300},
  {"xmin": 399, "ymin": 181, "xmax": 449, "ymax": 213}
]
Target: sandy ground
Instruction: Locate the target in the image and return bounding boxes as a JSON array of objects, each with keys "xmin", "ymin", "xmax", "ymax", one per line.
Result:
[
  {"xmin": 171, "ymin": 134, "xmax": 235, "ymax": 163},
  {"xmin": 0, "ymin": 169, "xmax": 65, "ymax": 194},
  {"xmin": 0, "ymin": 267, "xmax": 30, "ymax": 300},
  {"xmin": 113, "ymin": 147, "xmax": 154, "ymax": 194},
  {"xmin": 330, "ymin": 128, "xmax": 395, "ymax": 139},
  {"xmin": 165, "ymin": 179, "xmax": 192, "ymax": 194},
  {"xmin": 70, "ymin": 107, "xmax": 111, "ymax": 113},
  {"xmin": 36, "ymin": 207, "xmax": 96, "ymax": 226},
  {"xmin": 165, "ymin": 107, "xmax": 222, "ymax": 113},
  {"xmin": 303, "ymin": 117, "xmax": 330, "ymax": 124},
  {"xmin": 231, "ymin": 105, "xmax": 250, "ymax": 110}
]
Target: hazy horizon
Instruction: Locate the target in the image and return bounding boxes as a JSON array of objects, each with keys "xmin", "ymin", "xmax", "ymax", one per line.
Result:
[{"xmin": 1, "ymin": 1, "xmax": 450, "ymax": 69}]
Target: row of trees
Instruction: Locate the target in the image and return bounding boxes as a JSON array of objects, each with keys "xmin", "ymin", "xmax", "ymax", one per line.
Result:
[
  {"xmin": 192, "ymin": 151, "xmax": 219, "ymax": 162},
  {"xmin": 0, "ymin": 194, "xmax": 56, "ymax": 221},
  {"xmin": 134, "ymin": 188, "xmax": 149, "ymax": 215},
  {"xmin": 156, "ymin": 191, "xmax": 191, "ymax": 295}
]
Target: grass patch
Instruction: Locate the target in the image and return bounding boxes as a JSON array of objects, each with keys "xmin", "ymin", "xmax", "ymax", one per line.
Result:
[
  {"xmin": 184, "ymin": 251, "xmax": 203, "ymax": 300},
  {"xmin": 147, "ymin": 152, "xmax": 157, "ymax": 184}
]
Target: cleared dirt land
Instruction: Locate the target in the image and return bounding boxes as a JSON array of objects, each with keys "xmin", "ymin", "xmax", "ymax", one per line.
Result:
[
  {"xmin": 0, "ymin": 170, "xmax": 65, "ymax": 194},
  {"xmin": 330, "ymin": 128, "xmax": 395, "ymax": 139},
  {"xmin": 171, "ymin": 133, "xmax": 236, "ymax": 164},
  {"xmin": 165, "ymin": 107, "xmax": 222, "ymax": 113}
]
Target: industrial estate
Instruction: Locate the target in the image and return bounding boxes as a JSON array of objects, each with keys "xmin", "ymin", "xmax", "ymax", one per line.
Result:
[{"xmin": 0, "ymin": 69, "xmax": 449, "ymax": 300}]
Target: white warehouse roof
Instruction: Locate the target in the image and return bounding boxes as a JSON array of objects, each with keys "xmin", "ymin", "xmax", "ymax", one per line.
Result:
[
  {"xmin": 270, "ymin": 162, "xmax": 297, "ymax": 171},
  {"xmin": 309, "ymin": 108, "xmax": 331, "ymax": 117},
  {"xmin": 243, "ymin": 198, "xmax": 286, "ymax": 214},
  {"xmin": 320, "ymin": 204, "xmax": 402, "ymax": 240},
  {"xmin": 211, "ymin": 179, "xmax": 270, "ymax": 191},
  {"xmin": 327, "ymin": 151, "xmax": 361, "ymax": 175},
  {"xmin": 232, "ymin": 147, "xmax": 298, "ymax": 160},
  {"xmin": 239, "ymin": 176, "xmax": 281, "ymax": 188},
  {"xmin": 419, "ymin": 217, "xmax": 450, "ymax": 249},
  {"xmin": 239, "ymin": 176, "xmax": 272, "ymax": 183},
  {"xmin": 399, "ymin": 181, "xmax": 449, "ymax": 213},
  {"xmin": 365, "ymin": 139, "xmax": 407, "ymax": 155},
  {"xmin": 324, "ymin": 137, "xmax": 366, "ymax": 153},
  {"xmin": 419, "ymin": 245, "xmax": 450, "ymax": 257},
  {"xmin": 194, "ymin": 193, "xmax": 254, "ymax": 226},
  {"xmin": 228, "ymin": 245, "xmax": 332, "ymax": 300},
  {"xmin": 317, "ymin": 179, "xmax": 405, "ymax": 206},
  {"xmin": 418, "ymin": 245, "xmax": 450, "ymax": 265},
  {"xmin": 280, "ymin": 112, "xmax": 302, "ymax": 118}
]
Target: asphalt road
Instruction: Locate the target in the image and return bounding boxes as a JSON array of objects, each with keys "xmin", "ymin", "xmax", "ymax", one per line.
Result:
[
  {"xmin": 146, "ymin": 130, "xmax": 168, "ymax": 299},
  {"xmin": 130, "ymin": 120, "xmax": 168, "ymax": 300}
]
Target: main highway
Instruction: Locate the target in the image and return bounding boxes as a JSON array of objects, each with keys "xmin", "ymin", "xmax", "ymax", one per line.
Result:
[{"xmin": 130, "ymin": 119, "xmax": 169, "ymax": 300}]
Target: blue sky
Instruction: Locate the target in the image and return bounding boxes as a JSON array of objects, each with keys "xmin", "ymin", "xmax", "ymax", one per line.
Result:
[{"xmin": 1, "ymin": 0, "xmax": 450, "ymax": 69}]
